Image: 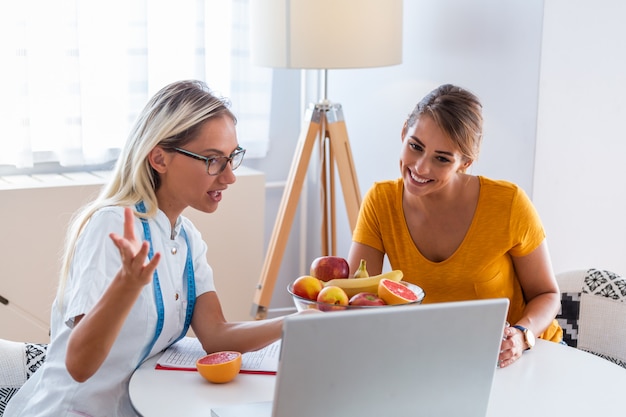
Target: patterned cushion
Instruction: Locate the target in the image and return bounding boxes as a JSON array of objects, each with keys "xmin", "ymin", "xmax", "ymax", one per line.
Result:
[
  {"xmin": 582, "ymin": 269, "xmax": 626, "ymax": 301},
  {"xmin": 0, "ymin": 388, "xmax": 20, "ymax": 417},
  {"xmin": 557, "ymin": 291, "xmax": 581, "ymax": 347},
  {"xmin": 558, "ymin": 268, "xmax": 626, "ymax": 369},
  {"xmin": 0, "ymin": 343, "xmax": 47, "ymax": 417},
  {"xmin": 24, "ymin": 343, "xmax": 47, "ymax": 379}
]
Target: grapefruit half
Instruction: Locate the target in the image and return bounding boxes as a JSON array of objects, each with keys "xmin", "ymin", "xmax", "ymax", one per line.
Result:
[
  {"xmin": 378, "ymin": 279, "xmax": 418, "ymax": 305},
  {"xmin": 196, "ymin": 351, "xmax": 242, "ymax": 383}
]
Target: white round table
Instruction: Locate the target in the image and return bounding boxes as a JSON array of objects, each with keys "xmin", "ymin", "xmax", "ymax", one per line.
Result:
[{"xmin": 130, "ymin": 339, "xmax": 626, "ymax": 417}]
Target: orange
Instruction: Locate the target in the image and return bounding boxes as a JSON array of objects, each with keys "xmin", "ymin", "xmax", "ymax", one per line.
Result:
[
  {"xmin": 377, "ymin": 279, "xmax": 418, "ymax": 305},
  {"xmin": 196, "ymin": 351, "xmax": 242, "ymax": 384}
]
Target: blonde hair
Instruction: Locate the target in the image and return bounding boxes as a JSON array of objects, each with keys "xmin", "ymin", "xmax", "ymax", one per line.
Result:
[
  {"xmin": 57, "ymin": 80, "xmax": 235, "ymax": 304},
  {"xmin": 407, "ymin": 84, "xmax": 483, "ymax": 171}
]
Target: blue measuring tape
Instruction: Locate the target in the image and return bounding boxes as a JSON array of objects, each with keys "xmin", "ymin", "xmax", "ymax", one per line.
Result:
[{"xmin": 135, "ymin": 202, "xmax": 196, "ymax": 367}]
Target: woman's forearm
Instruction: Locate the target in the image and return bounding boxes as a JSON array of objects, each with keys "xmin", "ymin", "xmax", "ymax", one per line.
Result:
[{"xmin": 516, "ymin": 291, "xmax": 561, "ymax": 335}]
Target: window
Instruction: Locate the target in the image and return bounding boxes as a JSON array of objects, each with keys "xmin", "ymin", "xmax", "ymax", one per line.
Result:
[{"xmin": 0, "ymin": 0, "xmax": 271, "ymax": 174}]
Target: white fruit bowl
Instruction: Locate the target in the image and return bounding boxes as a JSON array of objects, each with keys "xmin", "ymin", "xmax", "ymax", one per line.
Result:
[{"xmin": 288, "ymin": 281, "xmax": 425, "ymax": 312}]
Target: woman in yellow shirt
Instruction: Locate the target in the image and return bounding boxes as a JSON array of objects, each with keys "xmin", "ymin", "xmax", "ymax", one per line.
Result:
[{"xmin": 348, "ymin": 84, "xmax": 562, "ymax": 368}]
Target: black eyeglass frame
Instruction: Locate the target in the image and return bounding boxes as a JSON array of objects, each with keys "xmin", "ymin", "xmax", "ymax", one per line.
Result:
[{"xmin": 173, "ymin": 146, "xmax": 246, "ymax": 176}]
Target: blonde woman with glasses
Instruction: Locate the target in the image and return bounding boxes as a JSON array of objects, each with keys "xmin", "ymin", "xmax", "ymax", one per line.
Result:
[{"xmin": 6, "ymin": 80, "xmax": 296, "ymax": 417}]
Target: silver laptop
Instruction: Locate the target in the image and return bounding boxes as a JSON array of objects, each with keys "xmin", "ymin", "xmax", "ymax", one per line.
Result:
[{"xmin": 211, "ymin": 298, "xmax": 509, "ymax": 417}]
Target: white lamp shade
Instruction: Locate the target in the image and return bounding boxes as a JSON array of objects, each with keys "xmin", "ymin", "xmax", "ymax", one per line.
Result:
[{"xmin": 250, "ymin": 0, "xmax": 403, "ymax": 69}]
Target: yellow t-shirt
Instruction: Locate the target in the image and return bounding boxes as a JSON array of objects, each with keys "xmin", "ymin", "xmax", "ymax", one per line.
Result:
[{"xmin": 353, "ymin": 176, "xmax": 562, "ymax": 342}]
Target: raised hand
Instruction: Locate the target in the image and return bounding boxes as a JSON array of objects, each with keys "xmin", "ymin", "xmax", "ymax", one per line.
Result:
[{"xmin": 108, "ymin": 207, "xmax": 161, "ymax": 288}]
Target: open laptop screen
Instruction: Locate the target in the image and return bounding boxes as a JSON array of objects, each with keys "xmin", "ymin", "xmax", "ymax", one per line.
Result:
[{"xmin": 213, "ymin": 298, "xmax": 509, "ymax": 417}]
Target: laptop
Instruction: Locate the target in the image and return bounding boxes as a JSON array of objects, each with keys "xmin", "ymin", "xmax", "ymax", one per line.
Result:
[{"xmin": 211, "ymin": 298, "xmax": 509, "ymax": 417}]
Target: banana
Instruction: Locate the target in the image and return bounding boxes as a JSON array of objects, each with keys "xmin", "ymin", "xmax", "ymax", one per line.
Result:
[
  {"xmin": 353, "ymin": 259, "xmax": 369, "ymax": 278},
  {"xmin": 324, "ymin": 270, "xmax": 403, "ymax": 298}
]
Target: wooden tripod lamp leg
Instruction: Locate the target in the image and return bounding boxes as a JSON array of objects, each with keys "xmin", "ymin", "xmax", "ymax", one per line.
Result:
[
  {"xmin": 326, "ymin": 104, "xmax": 362, "ymax": 231},
  {"xmin": 250, "ymin": 108, "xmax": 323, "ymax": 320},
  {"xmin": 326, "ymin": 123, "xmax": 337, "ymax": 255},
  {"xmin": 320, "ymin": 124, "xmax": 330, "ymax": 256}
]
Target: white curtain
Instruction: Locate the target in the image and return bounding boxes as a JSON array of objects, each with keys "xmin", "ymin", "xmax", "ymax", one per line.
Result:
[{"xmin": 0, "ymin": 0, "xmax": 271, "ymax": 170}]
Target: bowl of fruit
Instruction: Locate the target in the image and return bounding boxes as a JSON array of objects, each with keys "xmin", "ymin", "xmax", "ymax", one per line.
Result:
[{"xmin": 288, "ymin": 256, "xmax": 425, "ymax": 311}]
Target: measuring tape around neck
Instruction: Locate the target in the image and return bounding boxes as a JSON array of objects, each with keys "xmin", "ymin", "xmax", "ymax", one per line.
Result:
[{"xmin": 135, "ymin": 202, "xmax": 196, "ymax": 367}]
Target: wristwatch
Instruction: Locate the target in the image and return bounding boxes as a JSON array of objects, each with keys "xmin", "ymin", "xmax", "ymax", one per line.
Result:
[{"xmin": 512, "ymin": 325, "xmax": 535, "ymax": 350}]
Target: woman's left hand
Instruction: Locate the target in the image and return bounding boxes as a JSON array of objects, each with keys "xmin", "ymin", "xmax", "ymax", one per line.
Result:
[{"xmin": 497, "ymin": 325, "xmax": 527, "ymax": 368}]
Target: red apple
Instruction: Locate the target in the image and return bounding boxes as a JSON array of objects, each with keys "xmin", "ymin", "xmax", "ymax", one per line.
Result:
[
  {"xmin": 349, "ymin": 292, "xmax": 386, "ymax": 306},
  {"xmin": 310, "ymin": 256, "xmax": 350, "ymax": 282},
  {"xmin": 291, "ymin": 275, "xmax": 324, "ymax": 301},
  {"xmin": 316, "ymin": 286, "xmax": 349, "ymax": 311}
]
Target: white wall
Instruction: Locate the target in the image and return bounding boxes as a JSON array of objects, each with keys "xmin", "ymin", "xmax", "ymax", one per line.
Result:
[{"xmin": 533, "ymin": 0, "xmax": 626, "ymax": 276}]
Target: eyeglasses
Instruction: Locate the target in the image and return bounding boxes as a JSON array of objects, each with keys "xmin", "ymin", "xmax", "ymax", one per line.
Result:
[{"xmin": 173, "ymin": 146, "xmax": 246, "ymax": 176}]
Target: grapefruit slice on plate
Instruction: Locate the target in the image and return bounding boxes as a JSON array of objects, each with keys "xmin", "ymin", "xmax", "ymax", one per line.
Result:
[{"xmin": 378, "ymin": 279, "xmax": 419, "ymax": 305}]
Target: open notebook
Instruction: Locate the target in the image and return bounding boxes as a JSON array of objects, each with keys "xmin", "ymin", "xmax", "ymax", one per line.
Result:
[
  {"xmin": 211, "ymin": 298, "xmax": 509, "ymax": 417},
  {"xmin": 156, "ymin": 337, "xmax": 280, "ymax": 375}
]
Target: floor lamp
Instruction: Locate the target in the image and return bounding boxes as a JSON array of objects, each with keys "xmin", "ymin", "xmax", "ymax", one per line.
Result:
[{"xmin": 249, "ymin": 0, "xmax": 403, "ymax": 319}]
